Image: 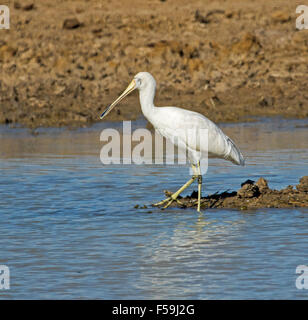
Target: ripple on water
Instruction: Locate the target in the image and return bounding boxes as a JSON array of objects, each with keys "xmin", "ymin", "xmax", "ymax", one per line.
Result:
[{"xmin": 0, "ymin": 119, "xmax": 307, "ymax": 299}]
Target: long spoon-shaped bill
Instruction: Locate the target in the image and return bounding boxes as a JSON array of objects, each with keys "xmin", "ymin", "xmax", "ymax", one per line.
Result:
[{"xmin": 100, "ymin": 79, "xmax": 136, "ymax": 119}]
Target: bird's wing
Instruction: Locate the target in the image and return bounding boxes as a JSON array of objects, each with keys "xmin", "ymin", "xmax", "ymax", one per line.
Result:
[{"xmin": 153, "ymin": 107, "xmax": 245, "ymax": 165}]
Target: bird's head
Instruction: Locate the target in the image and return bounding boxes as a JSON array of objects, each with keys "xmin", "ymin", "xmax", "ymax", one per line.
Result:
[
  {"xmin": 133, "ymin": 72, "xmax": 156, "ymax": 91},
  {"xmin": 100, "ymin": 72, "xmax": 156, "ymax": 119}
]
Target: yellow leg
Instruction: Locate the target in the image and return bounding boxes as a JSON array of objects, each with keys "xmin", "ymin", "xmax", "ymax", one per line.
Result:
[
  {"xmin": 197, "ymin": 161, "xmax": 202, "ymax": 212},
  {"xmin": 152, "ymin": 164, "xmax": 198, "ymax": 208},
  {"xmin": 163, "ymin": 175, "xmax": 197, "ymax": 209}
]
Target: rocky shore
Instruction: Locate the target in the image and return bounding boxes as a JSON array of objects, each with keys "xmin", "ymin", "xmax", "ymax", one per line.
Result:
[
  {"xmin": 151, "ymin": 176, "xmax": 308, "ymax": 210},
  {"xmin": 1, "ymin": 0, "xmax": 308, "ymax": 128}
]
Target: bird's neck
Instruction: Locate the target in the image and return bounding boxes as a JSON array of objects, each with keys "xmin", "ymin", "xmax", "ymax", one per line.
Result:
[{"xmin": 138, "ymin": 84, "xmax": 156, "ymax": 121}]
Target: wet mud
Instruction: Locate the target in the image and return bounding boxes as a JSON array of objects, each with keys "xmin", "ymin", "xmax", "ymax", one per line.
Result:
[
  {"xmin": 150, "ymin": 176, "xmax": 308, "ymax": 210},
  {"xmin": 1, "ymin": 1, "xmax": 308, "ymax": 129}
]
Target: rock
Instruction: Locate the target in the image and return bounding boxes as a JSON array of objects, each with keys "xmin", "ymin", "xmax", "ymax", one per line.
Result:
[
  {"xmin": 256, "ymin": 177, "xmax": 269, "ymax": 192},
  {"xmin": 195, "ymin": 10, "xmax": 210, "ymax": 24},
  {"xmin": 23, "ymin": 3, "xmax": 35, "ymax": 11},
  {"xmin": 54, "ymin": 85, "xmax": 66, "ymax": 96},
  {"xmin": 225, "ymin": 11, "xmax": 234, "ymax": 19},
  {"xmin": 63, "ymin": 18, "xmax": 82, "ymax": 29},
  {"xmin": 292, "ymin": 32, "xmax": 308, "ymax": 48},
  {"xmin": 237, "ymin": 183, "xmax": 260, "ymax": 198},
  {"xmin": 271, "ymin": 11, "xmax": 291, "ymax": 23},
  {"xmin": 28, "ymin": 97, "xmax": 46, "ymax": 108},
  {"xmin": 259, "ymin": 96, "xmax": 275, "ymax": 107},
  {"xmin": 296, "ymin": 176, "xmax": 308, "ymax": 192},
  {"xmin": 14, "ymin": 2, "xmax": 35, "ymax": 10},
  {"xmin": 195, "ymin": 9, "xmax": 225, "ymax": 24},
  {"xmin": 0, "ymin": 45, "xmax": 17, "ymax": 62},
  {"xmin": 155, "ymin": 176, "xmax": 308, "ymax": 209},
  {"xmin": 231, "ymin": 33, "xmax": 262, "ymax": 54},
  {"xmin": 188, "ymin": 58, "xmax": 202, "ymax": 72}
]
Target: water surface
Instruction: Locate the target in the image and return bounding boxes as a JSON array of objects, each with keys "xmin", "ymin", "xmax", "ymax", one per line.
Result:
[{"xmin": 0, "ymin": 118, "xmax": 307, "ymax": 299}]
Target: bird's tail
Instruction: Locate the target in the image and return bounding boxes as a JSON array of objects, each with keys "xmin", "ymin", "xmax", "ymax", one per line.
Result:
[{"xmin": 224, "ymin": 136, "xmax": 245, "ymax": 166}]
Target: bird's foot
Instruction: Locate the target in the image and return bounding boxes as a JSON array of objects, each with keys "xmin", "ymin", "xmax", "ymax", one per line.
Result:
[
  {"xmin": 152, "ymin": 195, "xmax": 184, "ymax": 209},
  {"xmin": 152, "ymin": 198, "xmax": 170, "ymax": 207},
  {"xmin": 162, "ymin": 198, "xmax": 174, "ymax": 209},
  {"xmin": 152, "ymin": 190, "xmax": 173, "ymax": 207},
  {"xmin": 162, "ymin": 197, "xmax": 185, "ymax": 209}
]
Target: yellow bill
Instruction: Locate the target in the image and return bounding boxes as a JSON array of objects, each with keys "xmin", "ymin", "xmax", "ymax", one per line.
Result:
[{"xmin": 100, "ymin": 79, "xmax": 136, "ymax": 119}]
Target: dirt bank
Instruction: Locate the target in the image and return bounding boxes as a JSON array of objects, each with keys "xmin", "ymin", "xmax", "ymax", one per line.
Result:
[
  {"xmin": 1, "ymin": 0, "xmax": 308, "ymax": 128},
  {"xmin": 148, "ymin": 176, "xmax": 308, "ymax": 210}
]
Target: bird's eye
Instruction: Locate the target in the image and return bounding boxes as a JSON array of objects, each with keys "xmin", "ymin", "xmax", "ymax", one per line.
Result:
[{"xmin": 137, "ymin": 78, "xmax": 142, "ymax": 86}]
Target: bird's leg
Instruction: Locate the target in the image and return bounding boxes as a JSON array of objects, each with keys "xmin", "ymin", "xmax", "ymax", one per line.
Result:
[
  {"xmin": 152, "ymin": 177, "xmax": 196, "ymax": 207},
  {"xmin": 162, "ymin": 175, "xmax": 197, "ymax": 209},
  {"xmin": 197, "ymin": 161, "xmax": 202, "ymax": 212},
  {"xmin": 152, "ymin": 164, "xmax": 198, "ymax": 208}
]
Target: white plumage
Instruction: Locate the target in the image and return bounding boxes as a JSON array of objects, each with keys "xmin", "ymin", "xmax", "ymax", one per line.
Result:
[
  {"xmin": 100, "ymin": 71, "xmax": 245, "ymax": 211},
  {"xmin": 135, "ymin": 72, "xmax": 244, "ymax": 166},
  {"xmin": 149, "ymin": 106, "xmax": 244, "ymax": 166}
]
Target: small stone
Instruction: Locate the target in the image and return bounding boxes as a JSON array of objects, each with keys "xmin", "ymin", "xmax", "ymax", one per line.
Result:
[
  {"xmin": 54, "ymin": 85, "xmax": 66, "ymax": 95},
  {"xmin": 238, "ymin": 183, "xmax": 260, "ymax": 198},
  {"xmin": 63, "ymin": 18, "xmax": 82, "ymax": 29},
  {"xmin": 231, "ymin": 33, "xmax": 261, "ymax": 54},
  {"xmin": 14, "ymin": 2, "xmax": 35, "ymax": 10},
  {"xmin": 225, "ymin": 11, "xmax": 233, "ymax": 19},
  {"xmin": 256, "ymin": 177, "xmax": 269, "ymax": 192},
  {"xmin": 296, "ymin": 176, "xmax": 308, "ymax": 192},
  {"xmin": 195, "ymin": 10, "xmax": 210, "ymax": 24},
  {"xmin": 23, "ymin": 3, "xmax": 35, "ymax": 11},
  {"xmin": 259, "ymin": 96, "xmax": 274, "ymax": 107},
  {"xmin": 271, "ymin": 11, "xmax": 291, "ymax": 23}
]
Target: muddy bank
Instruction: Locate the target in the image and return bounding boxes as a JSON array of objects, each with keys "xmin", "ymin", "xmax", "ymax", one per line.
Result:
[
  {"xmin": 1, "ymin": 1, "xmax": 308, "ymax": 129},
  {"xmin": 150, "ymin": 176, "xmax": 308, "ymax": 210}
]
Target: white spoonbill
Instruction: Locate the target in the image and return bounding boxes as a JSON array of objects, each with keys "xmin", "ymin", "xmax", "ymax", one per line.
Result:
[{"xmin": 100, "ymin": 72, "xmax": 245, "ymax": 212}]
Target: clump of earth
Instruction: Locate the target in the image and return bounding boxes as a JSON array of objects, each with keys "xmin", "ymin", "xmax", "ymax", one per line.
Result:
[
  {"xmin": 150, "ymin": 176, "xmax": 308, "ymax": 210},
  {"xmin": 0, "ymin": 1, "xmax": 308, "ymax": 129}
]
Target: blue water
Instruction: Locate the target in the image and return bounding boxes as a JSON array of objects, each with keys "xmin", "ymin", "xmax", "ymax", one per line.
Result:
[{"xmin": 0, "ymin": 118, "xmax": 307, "ymax": 299}]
